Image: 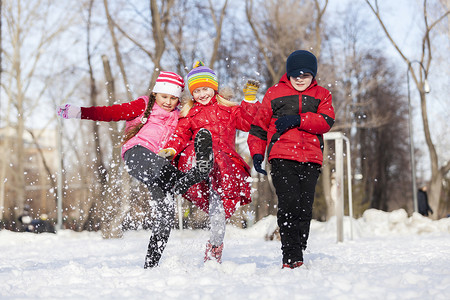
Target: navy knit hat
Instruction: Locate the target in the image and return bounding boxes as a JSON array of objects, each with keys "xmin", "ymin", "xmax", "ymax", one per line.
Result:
[{"xmin": 286, "ymin": 50, "xmax": 317, "ymax": 78}]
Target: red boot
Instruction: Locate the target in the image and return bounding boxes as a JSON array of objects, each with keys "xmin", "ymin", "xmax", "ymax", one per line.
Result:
[
  {"xmin": 204, "ymin": 241, "xmax": 224, "ymax": 263},
  {"xmin": 282, "ymin": 261, "xmax": 303, "ymax": 269}
]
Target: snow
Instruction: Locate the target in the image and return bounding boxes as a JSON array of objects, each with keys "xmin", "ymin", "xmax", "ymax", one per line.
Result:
[{"xmin": 1, "ymin": 209, "xmax": 449, "ymax": 300}]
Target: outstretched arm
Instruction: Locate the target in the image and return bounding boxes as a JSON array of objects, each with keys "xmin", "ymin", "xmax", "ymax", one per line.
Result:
[{"xmin": 56, "ymin": 97, "xmax": 147, "ymax": 122}]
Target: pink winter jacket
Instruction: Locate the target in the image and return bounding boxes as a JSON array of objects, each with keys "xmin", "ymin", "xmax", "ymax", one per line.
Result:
[{"xmin": 80, "ymin": 96, "xmax": 179, "ymax": 158}]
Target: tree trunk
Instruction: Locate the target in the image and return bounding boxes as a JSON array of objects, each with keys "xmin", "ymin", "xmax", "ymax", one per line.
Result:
[
  {"xmin": 149, "ymin": 0, "xmax": 174, "ymax": 89},
  {"xmin": 420, "ymin": 89, "xmax": 442, "ymax": 219},
  {"xmin": 84, "ymin": 0, "xmax": 109, "ymax": 233},
  {"xmin": 103, "ymin": 0, "xmax": 133, "ymax": 102},
  {"xmin": 208, "ymin": 0, "xmax": 228, "ymax": 67},
  {"xmin": 99, "ymin": 54, "xmax": 126, "ymax": 238},
  {"xmin": 14, "ymin": 42, "xmax": 26, "ymax": 223}
]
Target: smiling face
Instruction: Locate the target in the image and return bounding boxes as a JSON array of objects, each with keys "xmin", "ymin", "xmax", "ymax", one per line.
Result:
[
  {"xmin": 192, "ymin": 87, "xmax": 215, "ymax": 105},
  {"xmin": 154, "ymin": 93, "xmax": 179, "ymax": 112},
  {"xmin": 289, "ymin": 73, "xmax": 313, "ymax": 92}
]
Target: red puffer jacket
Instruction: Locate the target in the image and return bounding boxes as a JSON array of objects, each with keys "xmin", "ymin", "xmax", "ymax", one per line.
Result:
[
  {"xmin": 165, "ymin": 95, "xmax": 259, "ymax": 218},
  {"xmin": 248, "ymin": 74, "xmax": 335, "ymax": 165}
]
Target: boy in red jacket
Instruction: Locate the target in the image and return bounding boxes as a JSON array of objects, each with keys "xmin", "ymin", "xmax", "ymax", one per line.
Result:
[{"xmin": 247, "ymin": 50, "xmax": 335, "ymax": 269}]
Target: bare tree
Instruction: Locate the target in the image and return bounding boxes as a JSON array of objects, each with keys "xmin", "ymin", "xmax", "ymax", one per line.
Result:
[
  {"xmin": 75, "ymin": 0, "xmax": 129, "ymax": 238},
  {"xmin": 0, "ymin": 0, "xmax": 4, "ymax": 222},
  {"xmin": 165, "ymin": 1, "xmax": 191, "ymax": 75},
  {"xmin": 355, "ymin": 57, "xmax": 411, "ymax": 212},
  {"xmin": 0, "ymin": 0, "xmax": 75, "ymax": 224},
  {"xmin": 82, "ymin": 0, "xmax": 110, "ymax": 234},
  {"xmin": 365, "ymin": 0, "xmax": 450, "ymax": 218},
  {"xmin": 319, "ymin": 2, "xmax": 415, "ymax": 217},
  {"xmin": 245, "ymin": 0, "xmax": 327, "ymax": 86},
  {"xmin": 207, "ymin": 0, "xmax": 228, "ymax": 66},
  {"xmin": 99, "ymin": 54, "xmax": 128, "ymax": 238},
  {"xmin": 108, "ymin": 0, "xmax": 175, "ymax": 90},
  {"xmin": 243, "ymin": 0, "xmax": 329, "ymax": 221},
  {"xmin": 103, "ymin": 0, "xmax": 133, "ymax": 102}
]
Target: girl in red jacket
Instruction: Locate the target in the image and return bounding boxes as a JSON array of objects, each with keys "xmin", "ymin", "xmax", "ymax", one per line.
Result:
[
  {"xmin": 161, "ymin": 61, "xmax": 260, "ymax": 263},
  {"xmin": 56, "ymin": 71, "xmax": 213, "ymax": 268},
  {"xmin": 248, "ymin": 50, "xmax": 335, "ymax": 269}
]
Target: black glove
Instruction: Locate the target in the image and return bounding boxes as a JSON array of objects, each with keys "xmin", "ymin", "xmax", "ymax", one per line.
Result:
[
  {"xmin": 252, "ymin": 154, "xmax": 267, "ymax": 176},
  {"xmin": 275, "ymin": 115, "xmax": 301, "ymax": 134}
]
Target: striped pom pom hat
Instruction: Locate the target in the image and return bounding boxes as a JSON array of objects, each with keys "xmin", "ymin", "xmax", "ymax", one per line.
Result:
[
  {"xmin": 152, "ymin": 71, "xmax": 185, "ymax": 98},
  {"xmin": 186, "ymin": 61, "xmax": 218, "ymax": 95}
]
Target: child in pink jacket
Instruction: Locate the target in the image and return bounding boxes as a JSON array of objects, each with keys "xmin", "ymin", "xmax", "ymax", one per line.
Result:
[{"xmin": 57, "ymin": 71, "xmax": 213, "ymax": 268}]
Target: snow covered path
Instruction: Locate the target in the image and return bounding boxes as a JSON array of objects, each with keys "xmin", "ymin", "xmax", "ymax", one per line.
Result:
[{"xmin": 1, "ymin": 210, "xmax": 449, "ymax": 300}]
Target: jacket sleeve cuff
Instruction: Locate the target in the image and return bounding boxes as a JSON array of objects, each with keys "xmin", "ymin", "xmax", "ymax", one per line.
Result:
[{"xmin": 243, "ymin": 98, "xmax": 258, "ymax": 103}]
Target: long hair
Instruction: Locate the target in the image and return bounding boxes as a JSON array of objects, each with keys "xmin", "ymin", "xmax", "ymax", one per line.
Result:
[
  {"xmin": 120, "ymin": 93, "xmax": 156, "ymax": 146},
  {"xmin": 179, "ymin": 87, "xmax": 236, "ymax": 117}
]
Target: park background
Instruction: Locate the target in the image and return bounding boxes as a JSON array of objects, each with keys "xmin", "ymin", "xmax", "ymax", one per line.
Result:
[{"xmin": 0, "ymin": 0, "xmax": 449, "ymax": 238}]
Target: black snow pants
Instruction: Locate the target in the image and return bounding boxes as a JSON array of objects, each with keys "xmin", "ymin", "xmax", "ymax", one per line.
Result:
[
  {"xmin": 270, "ymin": 159, "xmax": 321, "ymax": 265},
  {"xmin": 124, "ymin": 145, "xmax": 183, "ymax": 268}
]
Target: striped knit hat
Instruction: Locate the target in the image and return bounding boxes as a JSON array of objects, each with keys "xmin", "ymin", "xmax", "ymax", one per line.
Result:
[
  {"xmin": 186, "ymin": 61, "xmax": 218, "ymax": 95},
  {"xmin": 152, "ymin": 71, "xmax": 185, "ymax": 98}
]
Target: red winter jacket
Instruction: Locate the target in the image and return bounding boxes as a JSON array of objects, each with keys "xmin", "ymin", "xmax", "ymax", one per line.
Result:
[
  {"xmin": 247, "ymin": 74, "xmax": 335, "ymax": 165},
  {"xmin": 164, "ymin": 95, "xmax": 259, "ymax": 218}
]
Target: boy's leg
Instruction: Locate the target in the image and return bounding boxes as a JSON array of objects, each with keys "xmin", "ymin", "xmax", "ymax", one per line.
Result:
[
  {"xmin": 296, "ymin": 163, "xmax": 320, "ymax": 250},
  {"xmin": 204, "ymin": 188, "xmax": 226, "ymax": 263},
  {"xmin": 144, "ymin": 184, "xmax": 175, "ymax": 268},
  {"xmin": 271, "ymin": 159, "xmax": 320, "ymax": 265},
  {"xmin": 173, "ymin": 128, "xmax": 214, "ymax": 195}
]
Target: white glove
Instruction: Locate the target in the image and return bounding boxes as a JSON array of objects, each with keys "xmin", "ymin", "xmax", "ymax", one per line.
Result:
[{"xmin": 56, "ymin": 104, "xmax": 81, "ymax": 119}]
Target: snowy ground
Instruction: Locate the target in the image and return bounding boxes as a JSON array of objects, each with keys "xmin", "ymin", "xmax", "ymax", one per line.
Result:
[{"xmin": 1, "ymin": 209, "xmax": 449, "ymax": 300}]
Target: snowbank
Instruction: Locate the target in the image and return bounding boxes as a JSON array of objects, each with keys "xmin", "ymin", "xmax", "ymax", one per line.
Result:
[{"xmin": 0, "ymin": 209, "xmax": 449, "ymax": 300}]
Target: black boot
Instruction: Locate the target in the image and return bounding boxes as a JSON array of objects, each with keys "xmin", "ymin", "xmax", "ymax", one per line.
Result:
[
  {"xmin": 173, "ymin": 128, "xmax": 214, "ymax": 195},
  {"xmin": 143, "ymin": 185, "xmax": 174, "ymax": 269},
  {"xmin": 144, "ymin": 234, "xmax": 162, "ymax": 268},
  {"xmin": 144, "ymin": 234, "xmax": 167, "ymax": 268}
]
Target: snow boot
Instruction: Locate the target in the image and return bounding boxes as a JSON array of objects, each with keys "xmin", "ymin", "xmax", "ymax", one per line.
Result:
[
  {"xmin": 143, "ymin": 232, "xmax": 170, "ymax": 269},
  {"xmin": 173, "ymin": 128, "xmax": 214, "ymax": 195},
  {"xmin": 204, "ymin": 241, "xmax": 223, "ymax": 263},
  {"xmin": 282, "ymin": 261, "xmax": 304, "ymax": 269}
]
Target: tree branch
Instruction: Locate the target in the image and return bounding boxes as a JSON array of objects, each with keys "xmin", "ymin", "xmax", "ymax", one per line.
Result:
[
  {"xmin": 245, "ymin": 0, "xmax": 277, "ymax": 81},
  {"xmin": 364, "ymin": 0, "xmax": 410, "ymax": 63},
  {"xmin": 110, "ymin": 17, "xmax": 154, "ymax": 60},
  {"xmin": 208, "ymin": 0, "xmax": 228, "ymax": 66},
  {"xmin": 103, "ymin": 0, "xmax": 133, "ymax": 101}
]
